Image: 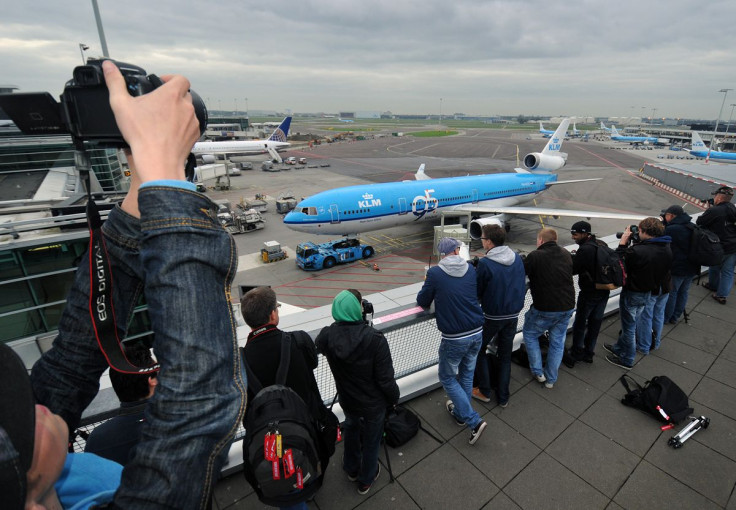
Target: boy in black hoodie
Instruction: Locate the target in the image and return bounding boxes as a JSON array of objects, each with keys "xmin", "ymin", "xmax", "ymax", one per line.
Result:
[{"xmin": 316, "ymin": 290, "xmax": 399, "ymax": 495}]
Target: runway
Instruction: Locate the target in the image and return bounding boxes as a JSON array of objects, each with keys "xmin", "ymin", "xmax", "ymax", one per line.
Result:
[{"xmin": 207, "ymin": 127, "xmax": 699, "ymax": 309}]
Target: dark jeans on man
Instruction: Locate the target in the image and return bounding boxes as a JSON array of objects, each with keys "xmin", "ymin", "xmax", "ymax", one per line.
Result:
[
  {"xmin": 475, "ymin": 317, "xmax": 518, "ymax": 405},
  {"xmin": 342, "ymin": 409, "xmax": 385, "ymax": 487},
  {"xmin": 570, "ymin": 291, "xmax": 609, "ymax": 360}
]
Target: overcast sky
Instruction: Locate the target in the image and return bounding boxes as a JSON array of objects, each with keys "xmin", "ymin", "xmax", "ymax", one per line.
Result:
[{"xmin": 2, "ymin": 0, "xmax": 735, "ymax": 119}]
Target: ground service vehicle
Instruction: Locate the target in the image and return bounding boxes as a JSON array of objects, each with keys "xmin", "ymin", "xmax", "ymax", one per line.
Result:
[
  {"xmin": 286, "ymin": 156, "xmax": 297, "ymax": 165},
  {"xmin": 261, "ymin": 241, "xmax": 288, "ymax": 263},
  {"xmin": 295, "ymin": 238, "xmax": 374, "ymax": 271},
  {"xmin": 214, "ymin": 200, "xmax": 265, "ymax": 234}
]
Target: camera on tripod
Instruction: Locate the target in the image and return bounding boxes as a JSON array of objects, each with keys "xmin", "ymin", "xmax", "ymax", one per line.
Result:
[
  {"xmin": 361, "ymin": 299, "xmax": 374, "ymax": 321},
  {"xmin": 0, "ymin": 59, "xmax": 207, "ymax": 147}
]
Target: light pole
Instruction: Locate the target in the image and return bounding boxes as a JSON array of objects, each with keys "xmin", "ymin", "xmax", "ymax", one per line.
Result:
[
  {"xmin": 78, "ymin": 43, "xmax": 89, "ymax": 64},
  {"xmin": 725, "ymin": 103, "xmax": 736, "ymax": 135},
  {"xmin": 650, "ymin": 108, "xmax": 657, "ymax": 126},
  {"xmin": 708, "ymin": 88, "xmax": 733, "ymax": 161}
]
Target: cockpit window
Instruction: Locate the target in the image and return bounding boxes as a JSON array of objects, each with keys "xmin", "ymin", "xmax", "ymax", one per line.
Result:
[{"xmin": 300, "ymin": 207, "xmax": 317, "ymax": 215}]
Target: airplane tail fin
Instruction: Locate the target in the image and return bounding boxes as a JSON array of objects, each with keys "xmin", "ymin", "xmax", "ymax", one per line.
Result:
[
  {"xmin": 267, "ymin": 116, "xmax": 292, "ymax": 142},
  {"xmin": 692, "ymin": 131, "xmax": 707, "ymax": 150},
  {"xmin": 600, "ymin": 121, "xmax": 607, "ymax": 130},
  {"xmin": 539, "ymin": 121, "xmax": 545, "ymax": 132},
  {"xmin": 611, "ymin": 125, "xmax": 620, "ymax": 136},
  {"xmin": 415, "ymin": 164, "xmax": 431, "ymax": 180},
  {"xmin": 541, "ymin": 118, "xmax": 570, "ymax": 155}
]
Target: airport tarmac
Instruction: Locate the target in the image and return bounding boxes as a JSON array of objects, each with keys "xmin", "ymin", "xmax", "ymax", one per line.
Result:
[{"xmin": 206, "ymin": 129, "xmax": 701, "ymax": 309}]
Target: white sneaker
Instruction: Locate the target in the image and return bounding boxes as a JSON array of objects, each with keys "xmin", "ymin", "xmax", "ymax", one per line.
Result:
[{"xmin": 534, "ymin": 373, "xmax": 546, "ymax": 383}]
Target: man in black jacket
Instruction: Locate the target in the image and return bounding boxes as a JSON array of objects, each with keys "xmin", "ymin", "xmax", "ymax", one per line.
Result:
[
  {"xmin": 522, "ymin": 228, "xmax": 575, "ymax": 389},
  {"xmin": 563, "ymin": 221, "xmax": 610, "ymax": 368},
  {"xmin": 697, "ymin": 186, "xmax": 736, "ymax": 304},
  {"xmin": 316, "ymin": 289, "xmax": 399, "ymax": 495},
  {"xmin": 605, "ymin": 218, "xmax": 672, "ymax": 369},
  {"xmin": 662, "ymin": 205, "xmax": 699, "ymax": 324}
]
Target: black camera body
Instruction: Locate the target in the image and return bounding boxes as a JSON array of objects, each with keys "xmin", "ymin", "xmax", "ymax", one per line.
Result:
[
  {"xmin": 0, "ymin": 59, "xmax": 207, "ymax": 147},
  {"xmin": 361, "ymin": 299, "xmax": 374, "ymax": 320},
  {"xmin": 616, "ymin": 225, "xmax": 640, "ymax": 244}
]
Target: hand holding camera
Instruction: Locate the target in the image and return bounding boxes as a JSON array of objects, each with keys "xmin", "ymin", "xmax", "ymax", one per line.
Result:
[{"xmin": 616, "ymin": 225, "xmax": 640, "ymax": 246}]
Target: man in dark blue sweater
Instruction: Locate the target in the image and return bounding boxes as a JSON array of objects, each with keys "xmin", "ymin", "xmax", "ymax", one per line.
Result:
[{"xmin": 473, "ymin": 225, "xmax": 526, "ymax": 408}]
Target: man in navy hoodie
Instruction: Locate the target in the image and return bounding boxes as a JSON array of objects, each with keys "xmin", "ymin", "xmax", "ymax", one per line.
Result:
[
  {"xmin": 473, "ymin": 224, "xmax": 526, "ymax": 408},
  {"xmin": 417, "ymin": 238, "xmax": 487, "ymax": 445}
]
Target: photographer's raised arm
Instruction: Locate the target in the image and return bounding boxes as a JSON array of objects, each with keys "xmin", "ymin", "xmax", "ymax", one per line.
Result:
[{"xmin": 102, "ymin": 60, "xmax": 199, "ymax": 185}]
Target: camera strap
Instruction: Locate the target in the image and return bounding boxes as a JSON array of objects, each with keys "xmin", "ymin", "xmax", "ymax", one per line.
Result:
[{"xmin": 79, "ymin": 148, "xmax": 160, "ymax": 374}]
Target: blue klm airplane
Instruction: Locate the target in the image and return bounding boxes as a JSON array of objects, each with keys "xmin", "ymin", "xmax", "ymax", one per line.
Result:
[
  {"xmin": 610, "ymin": 125, "xmax": 666, "ymax": 145},
  {"xmin": 690, "ymin": 131, "xmax": 736, "ymax": 163},
  {"xmin": 283, "ymin": 119, "xmax": 645, "ymax": 238},
  {"xmin": 539, "ymin": 121, "xmax": 556, "ymax": 137}
]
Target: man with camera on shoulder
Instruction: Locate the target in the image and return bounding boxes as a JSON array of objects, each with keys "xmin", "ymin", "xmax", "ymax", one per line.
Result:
[
  {"xmin": 697, "ymin": 186, "xmax": 736, "ymax": 304},
  {"xmin": 316, "ymin": 290, "xmax": 399, "ymax": 495},
  {"xmin": 604, "ymin": 218, "xmax": 672, "ymax": 370}
]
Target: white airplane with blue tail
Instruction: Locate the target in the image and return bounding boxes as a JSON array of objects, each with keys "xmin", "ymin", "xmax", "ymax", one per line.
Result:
[
  {"xmin": 283, "ymin": 119, "xmax": 645, "ymax": 238},
  {"xmin": 690, "ymin": 131, "xmax": 736, "ymax": 163},
  {"xmin": 191, "ymin": 117, "xmax": 292, "ymax": 163}
]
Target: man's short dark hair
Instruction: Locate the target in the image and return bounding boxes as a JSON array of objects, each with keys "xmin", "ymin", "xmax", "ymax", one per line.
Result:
[
  {"xmin": 639, "ymin": 217, "xmax": 664, "ymax": 238},
  {"xmin": 240, "ymin": 286, "xmax": 278, "ymax": 328},
  {"xmin": 109, "ymin": 343, "xmax": 156, "ymax": 403},
  {"xmin": 481, "ymin": 224, "xmax": 505, "ymax": 246}
]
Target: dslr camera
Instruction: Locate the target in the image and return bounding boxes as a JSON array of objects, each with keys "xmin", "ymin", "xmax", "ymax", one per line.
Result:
[
  {"xmin": 361, "ymin": 299, "xmax": 374, "ymax": 321},
  {"xmin": 616, "ymin": 225, "xmax": 640, "ymax": 244},
  {"xmin": 0, "ymin": 59, "xmax": 207, "ymax": 147}
]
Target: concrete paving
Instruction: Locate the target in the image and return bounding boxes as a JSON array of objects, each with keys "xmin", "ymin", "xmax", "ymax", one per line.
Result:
[{"xmin": 213, "ymin": 280, "xmax": 736, "ymax": 510}]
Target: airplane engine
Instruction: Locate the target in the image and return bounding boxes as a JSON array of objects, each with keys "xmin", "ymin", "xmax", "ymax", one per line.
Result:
[
  {"xmin": 200, "ymin": 154, "xmax": 217, "ymax": 164},
  {"xmin": 523, "ymin": 152, "xmax": 567, "ymax": 172},
  {"xmin": 469, "ymin": 214, "xmax": 507, "ymax": 240}
]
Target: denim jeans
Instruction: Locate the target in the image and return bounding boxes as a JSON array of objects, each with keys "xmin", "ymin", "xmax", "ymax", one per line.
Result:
[
  {"xmin": 475, "ymin": 318, "xmax": 518, "ymax": 405},
  {"xmin": 30, "ymin": 188, "xmax": 247, "ymax": 509},
  {"xmin": 665, "ymin": 274, "xmax": 694, "ymax": 323},
  {"xmin": 636, "ymin": 292, "xmax": 669, "ymax": 353},
  {"xmin": 612, "ymin": 289, "xmax": 650, "ymax": 366},
  {"xmin": 522, "ymin": 306, "xmax": 574, "ymax": 385},
  {"xmin": 342, "ymin": 409, "xmax": 385, "ymax": 486},
  {"xmin": 708, "ymin": 252, "xmax": 736, "ymax": 298},
  {"xmin": 570, "ymin": 291, "xmax": 608, "ymax": 358},
  {"xmin": 438, "ymin": 332, "xmax": 483, "ymax": 429}
]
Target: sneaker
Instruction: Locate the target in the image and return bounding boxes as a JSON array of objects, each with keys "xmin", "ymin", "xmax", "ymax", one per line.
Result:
[
  {"xmin": 468, "ymin": 421, "xmax": 487, "ymax": 445},
  {"xmin": 544, "ymin": 382, "xmax": 554, "ymax": 389},
  {"xmin": 534, "ymin": 373, "xmax": 547, "ymax": 383},
  {"xmin": 602, "ymin": 343, "xmax": 616, "ymax": 355},
  {"xmin": 498, "ymin": 400, "xmax": 508, "ymax": 408},
  {"xmin": 347, "ymin": 472, "xmax": 358, "ymax": 482},
  {"xmin": 606, "ymin": 354, "xmax": 633, "ymax": 370},
  {"xmin": 472, "ymin": 387, "xmax": 491, "ymax": 403},
  {"xmin": 445, "ymin": 400, "xmax": 465, "ymax": 426},
  {"xmin": 357, "ymin": 464, "xmax": 380, "ymax": 495}
]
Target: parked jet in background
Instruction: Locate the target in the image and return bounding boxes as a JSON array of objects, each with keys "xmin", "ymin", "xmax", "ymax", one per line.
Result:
[
  {"xmin": 600, "ymin": 121, "xmax": 612, "ymax": 133},
  {"xmin": 192, "ymin": 117, "xmax": 292, "ymax": 163},
  {"xmin": 571, "ymin": 123, "xmax": 581, "ymax": 137},
  {"xmin": 339, "ymin": 118, "xmax": 355, "ymax": 123},
  {"xmin": 610, "ymin": 125, "xmax": 667, "ymax": 145},
  {"xmin": 283, "ymin": 119, "xmax": 644, "ymax": 238},
  {"xmin": 690, "ymin": 132, "xmax": 736, "ymax": 163},
  {"xmin": 539, "ymin": 121, "xmax": 556, "ymax": 137}
]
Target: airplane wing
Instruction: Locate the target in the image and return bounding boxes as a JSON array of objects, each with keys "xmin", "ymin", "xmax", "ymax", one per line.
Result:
[
  {"xmin": 546, "ymin": 178, "xmax": 601, "ymax": 186},
  {"xmin": 453, "ymin": 204, "xmax": 647, "ymax": 221}
]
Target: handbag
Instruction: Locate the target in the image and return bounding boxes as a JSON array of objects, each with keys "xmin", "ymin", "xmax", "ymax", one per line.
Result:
[{"xmin": 384, "ymin": 405, "xmax": 443, "ymax": 448}]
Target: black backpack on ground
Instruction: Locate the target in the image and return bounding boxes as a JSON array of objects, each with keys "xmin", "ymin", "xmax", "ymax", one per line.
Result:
[
  {"xmin": 686, "ymin": 223, "xmax": 724, "ymax": 267},
  {"xmin": 619, "ymin": 375, "xmax": 693, "ymax": 424},
  {"xmin": 384, "ymin": 405, "xmax": 443, "ymax": 448},
  {"xmin": 594, "ymin": 242, "xmax": 626, "ymax": 290},
  {"xmin": 241, "ymin": 334, "xmax": 327, "ymax": 506}
]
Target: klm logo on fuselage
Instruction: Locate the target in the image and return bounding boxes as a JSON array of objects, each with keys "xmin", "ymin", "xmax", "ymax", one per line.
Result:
[{"xmin": 358, "ymin": 192, "xmax": 382, "ymax": 208}]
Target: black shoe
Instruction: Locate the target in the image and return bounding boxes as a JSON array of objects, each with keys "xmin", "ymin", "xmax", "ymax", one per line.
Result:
[
  {"xmin": 602, "ymin": 343, "xmax": 616, "ymax": 355},
  {"xmin": 445, "ymin": 400, "xmax": 465, "ymax": 426},
  {"xmin": 582, "ymin": 353, "xmax": 594, "ymax": 363},
  {"xmin": 562, "ymin": 351, "xmax": 576, "ymax": 369},
  {"xmin": 606, "ymin": 354, "xmax": 633, "ymax": 370},
  {"xmin": 468, "ymin": 421, "xmax": 487, "ymax": 445},
  {"xmin": 357, "ymin": 464, "xmax": 381, "ymax": 495}
]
